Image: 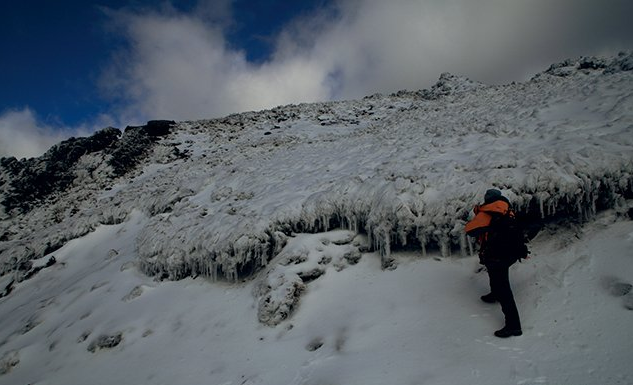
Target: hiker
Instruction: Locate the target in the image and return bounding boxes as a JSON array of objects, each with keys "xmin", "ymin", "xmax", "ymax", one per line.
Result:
[{"xmin": 465, "ymin": 189, "xmax": 523, "ymax": 338}]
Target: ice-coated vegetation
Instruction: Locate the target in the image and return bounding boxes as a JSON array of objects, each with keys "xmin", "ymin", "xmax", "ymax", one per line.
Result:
[
  {"xmin": 254, "ymin": 230, "xmax": 365, "ymax": 326},
  {"xmin": 1, "ymin": 53, "xmax": 632, "ymax": 281}
]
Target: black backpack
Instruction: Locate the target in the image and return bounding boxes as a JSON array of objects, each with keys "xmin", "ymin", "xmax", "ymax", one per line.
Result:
[{"xmin": 486, "ymin": 211, "xmax": 530, "ymax": 263}]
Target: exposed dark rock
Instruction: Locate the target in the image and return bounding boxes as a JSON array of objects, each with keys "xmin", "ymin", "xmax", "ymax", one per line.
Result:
[
  {"xmin": 305, "ymin": 338, "xmax": 324, "ymax": 351},
  {"xmin": 0, "ymin": 350, "xmax": 19, "ymax": 375},
  {"xmin": 0, "ymin": 256, "xmax": 58, "ymax": 297},
  {"xmin": 546, "ymin": 52, "xmax": 633, "ymax": 77},
  {"xmin": 0, "ymin": 127, "xmax": 121, "ymax": 213},
  {"xmin": 343, "ymin": 249, "xmax": 362, "ymax": 265},
  {"xmin": 604, "ymin": 51, "xmax": 633, "ymax": 74},
  {"xmin": 1, "ymin": 120, "xmax": 176, "ymax": 213},
  {"xmin": 0, "ymin": 279, "xmax": 14, "ymax": 298},
  {"xmin": 125, "ymin": 120, "xmax": 175, "ymax": 137},
  {"xmin": 578, "ymin": 56, "xmax": 607, "ymax": 70},
  {"xmin": 145, "ymin": 120, "xmax": 175, "ymax": 137},
  {"xmin": 87, "ymin": 332, "xmax": 123, "ymax": 353},
  {"xmin": 297, "ymin": 268, "xmax": 325, "ymax": 283},
  {"xmin": 108, "ymin": 126, "xmax": 153, "ymax": 176}
]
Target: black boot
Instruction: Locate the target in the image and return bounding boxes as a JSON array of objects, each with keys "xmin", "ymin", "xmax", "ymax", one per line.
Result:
[
  {"xmin": 494, "ymin": 326, "xmax": 522, "ymax": 338},
  {"xmin": 480, "ymin": 293, "xmax": 497, "ymax": 303}
]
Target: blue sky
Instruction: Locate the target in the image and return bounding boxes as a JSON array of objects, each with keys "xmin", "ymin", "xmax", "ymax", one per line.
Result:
[
  {"xmin": 1, "ymin": 1, "xmax": 327, "ymax": 126},
  {"xmin": 1, "ymin": 0, "xmax": 632, "ymax": 158}
]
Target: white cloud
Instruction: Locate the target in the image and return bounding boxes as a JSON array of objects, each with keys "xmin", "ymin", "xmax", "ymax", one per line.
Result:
[
  {"xmin": 100, "ymin": 7, "xmax": 332, "ymax": 123},
  {"xmin": 100, "ymin": 0, "xmax": 632, "ymax": 123},
  {"xmin": 0, "ymin": 108, "xmax": 66, "ymax": 159},
  {"xmin": 4, "ymin": 0, "xmax": 628, "ymax": 156},
  {"xmin": 0, "ymin": 108, "xmax": 103, "ymax": 159}
]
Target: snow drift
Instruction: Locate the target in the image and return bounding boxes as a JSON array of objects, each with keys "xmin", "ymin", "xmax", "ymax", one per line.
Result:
[{"xmin": 1, "ymin": 53, "xmax": 632, "ymax": 282}]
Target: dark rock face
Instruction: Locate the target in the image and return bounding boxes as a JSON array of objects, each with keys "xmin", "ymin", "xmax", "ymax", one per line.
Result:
[
  {"xmin": 1, "ymin": 127, "xmax": 122, "ymax": 213},
  {"xmin": 546, "ymin": 52, "xmax": 633, "ymax": 76},
  {"xmin": 108, "ymin": 127, "xmax": 154, "ymax": 176},
  {"xmin": 0, "ymin": 120, "xmax": 175, "ymax": 214},
  {"xmin": 145, "ymin": 120, "xmax": 175, "ymax": 137},
  {"xmin": 109, "ymin": 120, "xmax": 175, "ymax": 176},
  {"xmin": 124, "ymin": 120, "xmax": 175, "ymax": 137}
]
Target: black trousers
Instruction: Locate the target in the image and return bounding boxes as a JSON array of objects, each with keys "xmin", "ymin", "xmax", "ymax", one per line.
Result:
[{"xmin": 486, "ymin": 261, "xmax": 521, "ymax": 330}]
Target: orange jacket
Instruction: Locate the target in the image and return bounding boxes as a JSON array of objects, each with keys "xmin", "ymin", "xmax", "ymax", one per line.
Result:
[{"xmin": 464, "ymin": 199, "xmax": 510, "ymax": 236}]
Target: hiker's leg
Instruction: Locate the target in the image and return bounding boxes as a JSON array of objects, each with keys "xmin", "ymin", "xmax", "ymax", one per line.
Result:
[{"xmin": 487, "ymin": 263, "xmax": 521, "ymax": 330}]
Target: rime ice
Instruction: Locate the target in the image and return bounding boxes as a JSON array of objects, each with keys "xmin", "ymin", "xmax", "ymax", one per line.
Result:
[
  {"xmin": 0, "ymin": 53, "xmax": 633, "ymax": 385},
  {"xmin": 1, "ymin": 53, "xmax": 633, "ymax": 281}
]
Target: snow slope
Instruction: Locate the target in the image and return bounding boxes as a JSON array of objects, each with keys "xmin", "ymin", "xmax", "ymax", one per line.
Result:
[
  {"xmin": 1, "ymin": 53, "xmax": 632, "ymax": 282},
  {"xmin": 0, "ymin": 53, "xmax": 633, "ymax": 384},
  {"xmin": 0, "ymin": 210, "xmax": 632, "ymax": 385},
  {"xmin": 134, "ymin": 62, "xmax": 633, "ymax": 279}
]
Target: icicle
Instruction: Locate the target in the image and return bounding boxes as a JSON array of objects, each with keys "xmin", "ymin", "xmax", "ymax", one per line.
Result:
[
  {"xmin": 440, "ymin": 237, "xmax": 449, "ymax": 258},
  {"xmin": 459, "ymin": 231, "xmax": 468, "ymax": 257},
  {"xmin": 211, "ymin": 260, "xmax": 218, "ymax": 282},
  {"xmin": 346, "ymin": 215, "xmax": 354, "ymax": 232},
  {"xmin": 258, "ymin": 248, "xmax": 265, "ymax": 268},
  {"xmin": 535, "ymin": 191, "xmax": 551, "ymax": 219},
  {"xmin": 380, "ymin": 227, "xmax": 392, "ymax": 269},
  {"xmin": 576, "ymin": 199, "xmax": 583, "ymax": 222},
  {"xmin": 417, "ymin": 229, "xmax": 427, "ymax": 257},
  {"xmin": 399, "ymin": 228, "xmax": 407, "ymax": 246}
]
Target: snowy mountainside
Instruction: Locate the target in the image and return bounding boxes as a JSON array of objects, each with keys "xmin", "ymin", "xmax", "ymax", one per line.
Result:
[
  {"xmin": 0, "ymin": 205, "xmax": 632, "ymax": 384},
  {"xmin": 1, "ymin": 53, "xmax": 632, "ymax": 284},
  {"xmin": 0, "ymin": 52, "xmax": 633, "ymax": 385}
]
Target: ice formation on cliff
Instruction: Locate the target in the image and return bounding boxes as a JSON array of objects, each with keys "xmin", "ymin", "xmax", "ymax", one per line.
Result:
[{"xmin": 1, "ymin": 53, "xmax": 632, "ymax": 282}]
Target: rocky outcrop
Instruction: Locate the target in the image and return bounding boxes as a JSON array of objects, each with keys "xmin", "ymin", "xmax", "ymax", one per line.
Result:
[
  {"xmin": 0, "ymin": 120, "xmax": 175, "ymax": 214},
  {"xmin": 546, "ymin": 51, "xmax": 633, "ymax": 76},
  {"xmin": 0, "ymin": 127, "xmax": 121, "ymax": 213}
]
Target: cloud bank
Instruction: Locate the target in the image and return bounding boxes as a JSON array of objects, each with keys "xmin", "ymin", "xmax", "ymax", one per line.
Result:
[
  {"xmin": 101, "ymin": 0, "xmax": 632, "ymax": 125},
  {"xmin": 0, "ymin": 108, "xmax": 110, "ymax": 159},
  {"xmin": 0, "ymin": 109, "xmax": 70, "ymax": 159},
  {"xmin": 2, "ymin": 0, "xmax": 631, "ymax": 158}
]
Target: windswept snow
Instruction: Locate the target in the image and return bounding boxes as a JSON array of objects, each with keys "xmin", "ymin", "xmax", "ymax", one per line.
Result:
[
  {"xmin": 133, "ymin": 56, "xmax": 632, "ymax": 280},
  {"xmin": 0, "ymin": 208, "xmax": 632, "ymax": 385},
  {"xmin": 1, "ymin": 55, "xmax": 632, "ymax": 282}
]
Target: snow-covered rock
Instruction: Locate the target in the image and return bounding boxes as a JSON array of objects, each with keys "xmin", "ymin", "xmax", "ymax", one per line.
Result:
[
  {"xmin": 1, "ymin": 53, "xmax": 632, "ymax": 282},
  {"xmin": 1, "ymin": 53, "xmax": 633, "ymax": 385},
  {"xmin": 254, "ymin": 230, "xmax": 364, "ymax": 326}
]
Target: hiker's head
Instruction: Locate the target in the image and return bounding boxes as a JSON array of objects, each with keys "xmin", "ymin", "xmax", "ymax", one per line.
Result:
[{"xmin": 484, "ymin": 189, "xmax": 502, "ymax": 204}]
